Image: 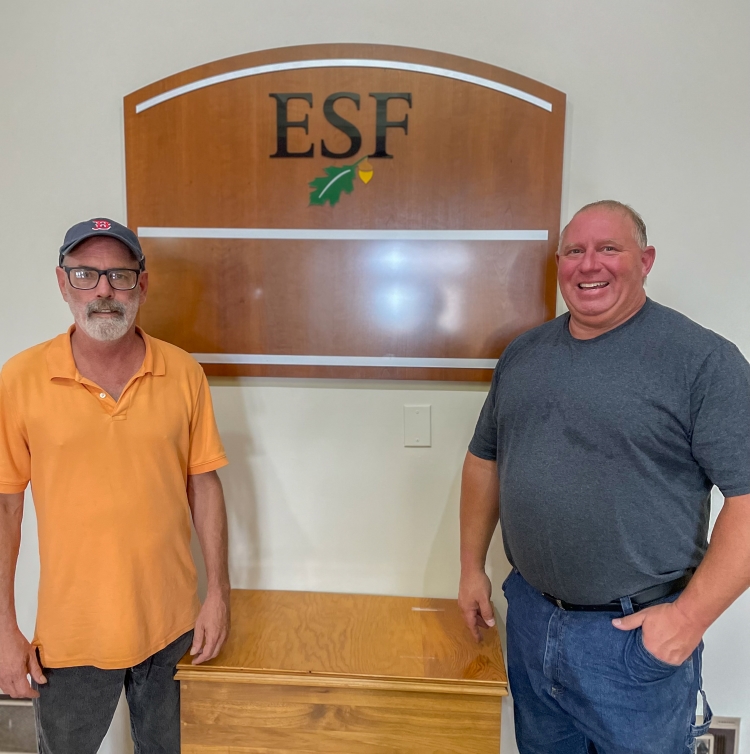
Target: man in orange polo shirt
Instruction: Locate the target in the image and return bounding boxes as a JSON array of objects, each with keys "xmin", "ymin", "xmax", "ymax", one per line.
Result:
[{"xmin": 0, "ymin": 218, "xmax": 230, "ymax": 753}]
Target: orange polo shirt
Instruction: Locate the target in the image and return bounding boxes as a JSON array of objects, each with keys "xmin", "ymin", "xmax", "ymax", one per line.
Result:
[{"xmin": 0, "ymin": 327, "xmax": 228, "ymax": 668}]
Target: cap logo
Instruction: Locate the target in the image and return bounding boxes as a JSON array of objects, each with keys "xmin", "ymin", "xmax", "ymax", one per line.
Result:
[{"xmin": 92, "ymin": 220, "xmax": 111, "ymax": 230}]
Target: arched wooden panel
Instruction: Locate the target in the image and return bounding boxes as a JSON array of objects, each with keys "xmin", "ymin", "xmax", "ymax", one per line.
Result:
[{"xmin": 124, "ymin": 44, "xmax": 565, "ymax": 380}]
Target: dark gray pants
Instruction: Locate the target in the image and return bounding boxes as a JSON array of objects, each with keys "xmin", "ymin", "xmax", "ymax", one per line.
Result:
[{"xmin": 33, "ymin": 630, "xmax": 193, "ymax": 754}]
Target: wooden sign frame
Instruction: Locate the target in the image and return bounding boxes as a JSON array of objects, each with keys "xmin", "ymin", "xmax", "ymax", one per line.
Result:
[{"xmin": 125, "ymin": 44, "xmax": 566, "ymax": 381}]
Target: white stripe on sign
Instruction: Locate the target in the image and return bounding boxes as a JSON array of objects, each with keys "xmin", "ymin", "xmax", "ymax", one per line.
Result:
[
  {"xmin": 137, "ymin": 227, "xmax": 548, "ymax": 242},
  {"xmin": 135, "ymin": 59, "xmax": 553, "ymax": 113},
  {"xmin": 193, "ymin": 354, "xmax": 498, "ymax": 369}
]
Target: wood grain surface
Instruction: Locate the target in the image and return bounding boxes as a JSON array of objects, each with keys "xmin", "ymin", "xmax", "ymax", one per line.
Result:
[
  {"xmin": 180, "ymin": 681, "xmax": 501, "ymax": 753},
  {"xmin": 125, "ymin": 44, "xmax": 565, "ymax": 380},
  {"xmin": 177, "ymin": 590, "xmax": 506, "ymax": 692},
  {"xmin": 177, "ymin": 590, "xmax": 505, "ymax": 753}
]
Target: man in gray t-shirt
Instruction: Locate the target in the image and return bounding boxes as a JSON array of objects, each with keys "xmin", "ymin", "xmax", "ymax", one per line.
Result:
[{"xmin": 459, "ymin": 201, "xmax": 750, "ymax": 754}]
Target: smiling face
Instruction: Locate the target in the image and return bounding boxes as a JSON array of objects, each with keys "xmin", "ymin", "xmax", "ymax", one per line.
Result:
[
  {"xmin": 556, "ymin": 207, "xmax": 655, "ymax": 339},
  {"xmin": 55, "ymin": 236, "xmax": 148, "ymax": 342}
]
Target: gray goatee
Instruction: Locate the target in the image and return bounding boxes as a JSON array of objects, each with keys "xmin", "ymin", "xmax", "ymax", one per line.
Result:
[{"xmin": 69, "ymin": 297, "xmax": 139, "ymax": 342}]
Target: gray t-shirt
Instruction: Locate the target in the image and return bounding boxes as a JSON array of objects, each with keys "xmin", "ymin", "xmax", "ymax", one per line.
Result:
[{"xmin": 469, "ymin": 298, "xmax": 750, "ymax": 604}]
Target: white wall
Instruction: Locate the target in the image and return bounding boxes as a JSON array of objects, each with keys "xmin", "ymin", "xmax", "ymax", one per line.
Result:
[{"xmin": 2, "ymin": 2, "xmax": 749, "ymax": 752}]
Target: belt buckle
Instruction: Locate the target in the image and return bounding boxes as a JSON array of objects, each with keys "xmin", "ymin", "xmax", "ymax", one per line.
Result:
[{"xmin": 544, "ymin": 592, "xmax": 566, "ymax": 610}]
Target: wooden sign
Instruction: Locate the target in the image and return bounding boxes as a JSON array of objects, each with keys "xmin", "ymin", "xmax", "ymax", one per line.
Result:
[{"xmin": 124, "ymin": 44, "xmax": 565, "ymax": 380}]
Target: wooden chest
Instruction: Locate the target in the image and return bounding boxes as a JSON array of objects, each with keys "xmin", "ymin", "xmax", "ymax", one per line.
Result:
[{"xmin": 177, "ymin": 589, "xmax": 507, "ymax": 753}]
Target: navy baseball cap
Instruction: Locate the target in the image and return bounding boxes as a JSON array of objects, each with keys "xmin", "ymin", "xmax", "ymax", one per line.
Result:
[{"xmin": 59, "ymin": 218, "xmax": 145, "ymax": 269}]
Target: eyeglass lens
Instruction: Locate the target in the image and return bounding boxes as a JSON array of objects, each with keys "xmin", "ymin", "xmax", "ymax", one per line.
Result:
[{"xmin": 68, "ymin": 268, "xmax": 139, "ymax": 290}]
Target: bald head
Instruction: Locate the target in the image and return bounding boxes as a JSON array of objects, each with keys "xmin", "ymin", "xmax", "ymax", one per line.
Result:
[{"xmin": 560, "ymin": 200, "xmax": 648, "ymax": 253}]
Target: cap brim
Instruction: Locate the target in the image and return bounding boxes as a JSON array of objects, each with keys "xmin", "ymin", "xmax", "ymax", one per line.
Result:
[{"xmin": 59, "ymin": 231, "xmax": 144, "ymax": 266}]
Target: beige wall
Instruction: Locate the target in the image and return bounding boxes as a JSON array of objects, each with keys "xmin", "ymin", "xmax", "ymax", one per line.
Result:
[{"xmin": 2, "ymin": 1, "xmax": 749, "ymax": 752}]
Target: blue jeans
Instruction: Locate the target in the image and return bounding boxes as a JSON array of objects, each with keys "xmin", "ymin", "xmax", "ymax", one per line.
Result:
[
  {"xmin": 33, "ymin": 630, "xmax": 193, "ymax": 754},
  {"xmin": 503, "ymin": 569, "xmax": 711, "ymax": 754}
]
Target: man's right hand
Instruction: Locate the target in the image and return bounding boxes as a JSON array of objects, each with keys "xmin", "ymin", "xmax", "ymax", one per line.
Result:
[
  {"xmin": 458, "ymin": 569, "xmax": 496, "ymax": 642},
  {"xmin": 0, "ymin": 627, "xmax": 46, "ymax": 698}
]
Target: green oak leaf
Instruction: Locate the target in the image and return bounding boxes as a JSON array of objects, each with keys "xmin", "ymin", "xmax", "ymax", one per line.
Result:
[{"xmin": 308, "ymin": 163, "xmax": 358, "ymax": 206}]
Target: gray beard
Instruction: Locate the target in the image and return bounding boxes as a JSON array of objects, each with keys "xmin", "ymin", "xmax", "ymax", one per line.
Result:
[{"xmin": 68, "ymin": 297, "xmax": 139, "ymax": 342}]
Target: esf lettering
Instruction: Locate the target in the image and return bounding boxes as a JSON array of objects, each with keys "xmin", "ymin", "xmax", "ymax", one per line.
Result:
[{"xmin": 269, "ymin": 92, "xmax": 412, "ymax": 159}]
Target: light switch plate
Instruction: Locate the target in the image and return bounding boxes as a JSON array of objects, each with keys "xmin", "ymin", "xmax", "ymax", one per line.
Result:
[{"xmin": 404, "ymin": 405, "xmax": 431, "ymax": 447}]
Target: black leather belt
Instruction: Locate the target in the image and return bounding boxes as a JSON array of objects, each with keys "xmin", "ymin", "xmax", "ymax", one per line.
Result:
[{"xmin": 542, "ymin": 572, "xmax": 693, "ymax": 612}]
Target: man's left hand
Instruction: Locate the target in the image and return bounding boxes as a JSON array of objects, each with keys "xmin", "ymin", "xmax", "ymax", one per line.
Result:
[
  {"xmin": 612, "ymin": 601, "xmax": 704, "ymax": 666},
  {"xmin": 190, "ymin": 590, "xmax": 230, "ymax": 665}
]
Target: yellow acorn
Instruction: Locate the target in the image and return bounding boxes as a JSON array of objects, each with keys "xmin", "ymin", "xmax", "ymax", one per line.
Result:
[{"xmin": 358, "ymin": 158, "xmax": 373, "ymax": 184}]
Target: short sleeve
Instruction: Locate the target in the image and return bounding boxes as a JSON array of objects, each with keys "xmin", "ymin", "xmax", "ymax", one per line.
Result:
[
  {"xmin": 0, "ymin": 374, "xmax": 31, "ymax": 493},
  {"xmin": 690, "ymin": 342, "xmax": 750, "ymax": 497},
  {"xmin": 187, "ymin": 374, "xmax": 228, "ymax": 475},
  {"xmin": 468, "ymin": 362, "xmax": 502, "ymax": 461}
]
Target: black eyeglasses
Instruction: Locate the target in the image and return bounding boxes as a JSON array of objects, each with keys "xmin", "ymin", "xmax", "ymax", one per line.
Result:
[{"xmin": 61, "ymin": 266, "xmax": 142, "ymax": 291}]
